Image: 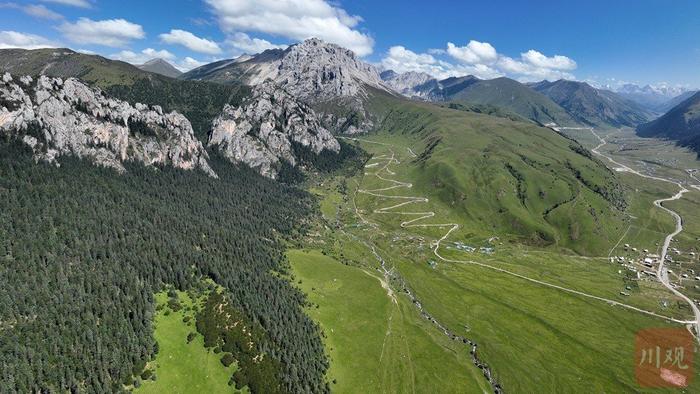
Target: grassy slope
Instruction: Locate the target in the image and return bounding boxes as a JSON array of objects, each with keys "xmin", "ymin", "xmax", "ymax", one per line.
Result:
[
  {"xmin": 298, "ymin": 92, "xmax": 700, "ymax": 392},
  {"xmin": 443, "ymin": 77, "xmax": 578, "ymax": 126},
  {"xmin": 136, "ymin": 291, "xmax": 239, "ymax": 394},
  {"xmin": 339, "ymin": 135, "xmax": 696, "ymax": 392},
  {"xmin": 288, "ymin": 249, "xmax": 489, "ymax": 393},
  {"xmin": 368, "ymin": 92, "xmax": 627, "ymax": 255},
  {"xmin": 530, "ymin": 80, "xmax": 654, "ymax": 128},
  {"xmin": 665, "ymin": 190, "xmax": 700, "ymax": 303},
  {"xmin": 0, "ymin": 48, "xmax": 147, "ymax": 88},
  {"xmin": 637, "ymin": 91, "xmax": 700, "ymax": 155}
]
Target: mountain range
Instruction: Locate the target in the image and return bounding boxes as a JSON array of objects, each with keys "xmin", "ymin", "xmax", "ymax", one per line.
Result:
[
  {"xmin": 0, "ymin": 38, "xmax": 633, "ymax": 243},
  {"xmin": 3, "ymin": 40, "xmax": 697, "ymax": 162},
  {"xmin": 0, "ymin": 47, "xmax": 340, "ymax": 178},
  {"xmin": 615, "ymin": 83, "xmax": 695, "ymax": 112},
  {"xmin": 528, "ymin": 79, "xmax": 655, "ymax": 127},
  {"xmin": 378, "ymin": 70, "xmax": 653, "ymax": 128},
  {"xmin": 1, "ymin": 36, "xmax": 688, "ymax": 393},
  {"xmin": 3, "ymin": 39, "xmax": 692, "ymax": 175}
]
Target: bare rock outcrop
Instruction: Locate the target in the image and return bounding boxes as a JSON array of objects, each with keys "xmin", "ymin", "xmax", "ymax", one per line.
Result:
[
  {"xmin": 184, "ymin": 38, "xmax": 393, "ymax": 134},
  {"xmin": 208, "ymin": 80, "xmax": 340, "ymax": 178},
  {"xmin": 0, "ymin": 73, "xmax": 216, "ymax": 177}
]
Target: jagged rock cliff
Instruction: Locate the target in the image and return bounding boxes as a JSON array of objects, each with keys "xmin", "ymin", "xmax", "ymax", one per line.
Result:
[
  {"xmin": 208, "ymin": 81, "xmax": 340, "ymax": 178},
  {"xmin": 0, "ymin": 73, "xmax": 216, "ymax": 176},
  {"xmin": 183, "ymin": 38, "xmax": 392, "ymax": 134}
]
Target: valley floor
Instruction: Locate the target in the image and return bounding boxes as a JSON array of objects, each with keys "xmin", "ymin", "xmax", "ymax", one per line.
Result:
[{"xmin": 292, "ymin": 128, "xmax": 700, "ymax": 392}]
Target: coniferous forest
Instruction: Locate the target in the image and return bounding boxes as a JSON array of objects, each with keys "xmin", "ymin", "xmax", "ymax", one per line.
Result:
[{"xmin": 0, "ymin": 139, "xmax": 330, "ymax": 393}]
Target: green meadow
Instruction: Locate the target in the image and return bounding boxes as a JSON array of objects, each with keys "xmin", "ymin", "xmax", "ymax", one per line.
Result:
[
  {"xmin": 135, "ymin": 291, "xmax": 240, "ymax": 394},
  {"xmin": 296, "ymin": 98, "xmax": 700, "ymax": 393},
  {"xmin": 288, "ymin": 249, "xmax": 490, "ymax": 393}
]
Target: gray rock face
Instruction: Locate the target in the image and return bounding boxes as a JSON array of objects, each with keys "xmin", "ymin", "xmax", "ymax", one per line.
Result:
[
  {"xmin": 183, "ymin": 38, "xmax": 394, "ymax": 134},
  {"xmin": 0, "ymin": 72, "xmax": 216, "ymax": 177},
  {"xmin": 242, "ymin": 38, "xmax": 387, "ymax": 102},
  {"xmin": 380, "ymin": 70, "xmax": 441, "ymax": 100},
  {"xmin": 239, "ymin": 38, "xmax": 391, "ymax": 134},
  {"xmin": 208, "ymin": 81, "xmax": 340, "ymax": 178}
]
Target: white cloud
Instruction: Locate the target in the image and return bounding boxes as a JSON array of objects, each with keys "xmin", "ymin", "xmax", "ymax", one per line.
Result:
[
  {"xmin": 58, "ymin": 18, "xmax": 145, "ymax": 47},
  {"xmin": 456, "ymin": 64, "xmax": 503, "ymax": 80},
  {"xmin": 521, "ymin": 50, "xmax": 576, "ymax": 71},
  {"xmin": 0, "ymin": 30, "xmax": 59, "ymax": 49},
  {"xmin": 205, "ymin": 0, "xmax": 374, "ymax": 56},
  {"xmin": 497, "ymin": 55, "xmax": 575, "ymax": 81},
  {"xmin": 159, "ymin": 29, "xmax": 222, "ymax": 55},
  {"xmin": 175, "ymin": 57, "xmax": 207, "ymax": 72},
  {"xmin": 142, "ymin": 48, "xmax": 175, "ymax": 60},
  {"xmin": 427, "ymin": 48, "xmax": 446, "ymax": 55},
  {"xmin": 380, "ymin": 46, "xmax": 444, "ymax": 77},
  {"xmin": 110, "ymin": 48, "xmax": 176, "ymax": 65},
  {"xmin": 446, "ymin": 41, "xmax": 498, "ymax": 64},
  {"xmin": 40, "ymin": 0, "xmax": 91, "ymax": 8},
  {"xmin": 226, "ymin": 32, "xmax": 286, "ymax": 55},
  {"xmin": 24, "ymin": 4, "xmax": 63, "ymax": 19},
  {"xmin": 380, "ymin": 45, "xmax": 502, "ymax": 80},
  {"xmin": 0, "ymin": 3, "xmax": 63, "ymax": 20},
  {"xmin": 382, "ymin": 40, "xmax": 577, "ymax": 82}
]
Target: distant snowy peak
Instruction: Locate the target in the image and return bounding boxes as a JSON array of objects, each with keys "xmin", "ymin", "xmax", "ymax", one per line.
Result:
[
  {"xmin": 616, "ymin": 83, "xmax": 690, "ymax": 98},
  {"xmin": 615, "ymin": 83, "xmax": 695, "ymax": 112}
]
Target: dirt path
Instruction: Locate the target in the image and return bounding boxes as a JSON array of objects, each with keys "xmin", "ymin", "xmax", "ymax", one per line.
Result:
[
  {"xmin": 608, "ymin": 225, "xmax": 632, "ymax": 257},
  {"xmin": 345, "ymin": 136, "xmax": 696, "ymax": 326},
  {"xmin": 590, "ymin": 129, "xmax": 700, "ymax": 343}
]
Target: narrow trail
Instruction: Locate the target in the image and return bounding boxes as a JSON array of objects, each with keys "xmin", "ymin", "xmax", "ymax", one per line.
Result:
[
  {"xmin": 337, "ymin": 132, "xmax": 700, "ymax": 394},
  {"xmin": 344, "ymin": 136, "xmax": 697, "ymax": 325},
  {"xmin": 608, "ymin": 225, "xmax": 632, "ymax": 258},
  {"xmin": 590, "ymin": 129, "xmax": 700, "ymax": 343},
  {"xmin": 341, "ymin": 139, "xmax": 503, "ymax": 393}
]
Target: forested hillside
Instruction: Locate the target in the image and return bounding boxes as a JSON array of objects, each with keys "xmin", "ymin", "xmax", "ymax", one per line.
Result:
[
  {"xmin": 106, "ymin": 78, "xmax": 249, "ymax": 142},
  {"xmin": 0, "ymin": 140, "xmax": 329, "ymax": 393}
]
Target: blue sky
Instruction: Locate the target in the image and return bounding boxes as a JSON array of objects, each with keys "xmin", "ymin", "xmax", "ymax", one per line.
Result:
[{"xmin": 1, "ymin": 0, "xmax": 699, "ymax": 89}]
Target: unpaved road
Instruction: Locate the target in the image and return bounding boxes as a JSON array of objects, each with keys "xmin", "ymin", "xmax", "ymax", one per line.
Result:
[
  {"xmin": 590, "ymin": 129, "xmax": 700, "ymax": 343},
  {"xmin": 347, "ymin": 136, "xmax": 695, "ymax": 325}
]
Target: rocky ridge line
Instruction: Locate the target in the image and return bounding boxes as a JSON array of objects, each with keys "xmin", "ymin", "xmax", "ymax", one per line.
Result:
[{"xmin": 0, "ymin": 72, "xmax": 216, "ymax": 177}]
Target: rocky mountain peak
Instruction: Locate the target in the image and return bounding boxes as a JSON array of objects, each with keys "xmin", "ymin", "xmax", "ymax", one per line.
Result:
[
  {"xmin": 208, "ymin": 80, "xmax": 340, "ymax": 179},
  {"xmin": 0, "ymin": 72, "xmax": 215, "ymax": 176},
  {"xmin": 181, "ymin": 38, "xmax": 391, "ymax": 134},
  {"xmin": 242, "ymin": 37, "xmax": 388, "ymax": 102}
]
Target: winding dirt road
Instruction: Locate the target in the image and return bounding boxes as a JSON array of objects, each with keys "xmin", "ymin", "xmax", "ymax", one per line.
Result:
[
  {"xmin": 343, "ymin": 136, "xmax": 698, "ymax": 326},
  {"xmin": 589, "ymin": 129, "xmax": 700, "ymax": 343}
]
